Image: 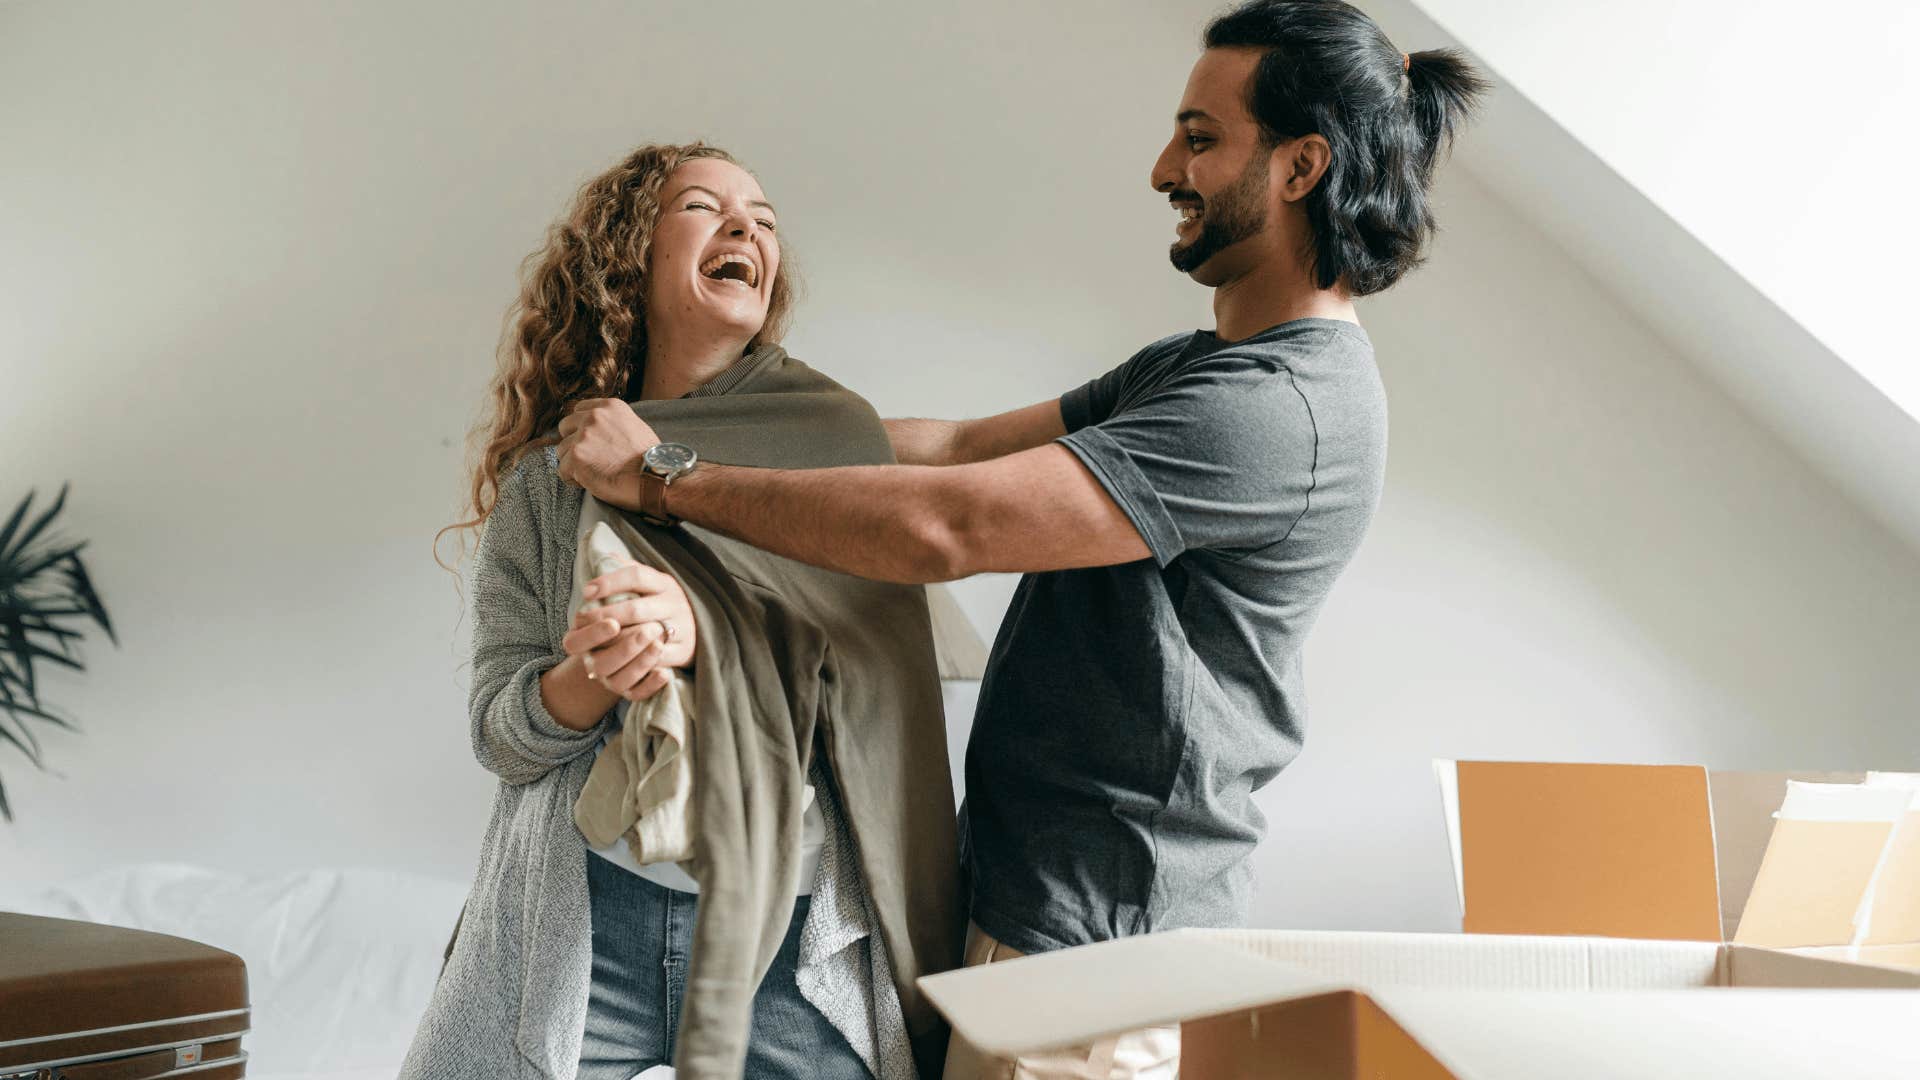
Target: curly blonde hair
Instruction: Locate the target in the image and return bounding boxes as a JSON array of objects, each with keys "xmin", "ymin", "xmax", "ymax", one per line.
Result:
[{"xmin": 436, "ymin": 142, "xmax": 796, "ymax": 569}]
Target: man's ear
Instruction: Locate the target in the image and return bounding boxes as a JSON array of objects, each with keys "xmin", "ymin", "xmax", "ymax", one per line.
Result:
[{"xmin": 1276, "ymin": 133, "xmax": 1332, "ymax": 203}]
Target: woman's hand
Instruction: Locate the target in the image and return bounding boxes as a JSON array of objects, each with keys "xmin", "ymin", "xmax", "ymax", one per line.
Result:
[{"xmin": 562, "ymin": 561, "xmax": 698, "ymax": 702}]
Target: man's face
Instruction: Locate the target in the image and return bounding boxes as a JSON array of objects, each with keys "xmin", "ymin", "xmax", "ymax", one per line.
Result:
[{"xmin": 1151, "ymin": 48, "xmax": 1280, "ymax": 286}]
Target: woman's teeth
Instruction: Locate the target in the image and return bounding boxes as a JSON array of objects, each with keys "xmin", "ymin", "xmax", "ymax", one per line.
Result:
[{"xmin": 698, "ymin": 253, "xmax": 758, "ymax": 287}]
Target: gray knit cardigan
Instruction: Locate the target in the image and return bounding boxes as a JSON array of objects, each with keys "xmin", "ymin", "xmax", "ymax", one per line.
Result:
[{"xmin": 397, "ymin": 446, "xmax": 911, "ymax": 1079}]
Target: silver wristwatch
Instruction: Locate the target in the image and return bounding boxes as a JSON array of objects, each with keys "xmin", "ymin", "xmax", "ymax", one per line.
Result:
[{"xmin": 637, "ymin": 442, "xmax": 698, "ymax": 525}]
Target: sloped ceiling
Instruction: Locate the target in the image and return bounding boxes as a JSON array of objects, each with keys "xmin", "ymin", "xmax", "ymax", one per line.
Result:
[{"xmin": 1344, "ymin": 0, "xmax": 1920, "ymax": 553}]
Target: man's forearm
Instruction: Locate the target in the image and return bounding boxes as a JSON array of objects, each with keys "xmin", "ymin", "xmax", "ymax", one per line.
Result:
[
  {"xmin": 667, "ymin": 462, "xmax": 966, "ymax": 584},
  {"xmin": 883, "ymin": 417, "xmax": 965, "ymax": 466}
]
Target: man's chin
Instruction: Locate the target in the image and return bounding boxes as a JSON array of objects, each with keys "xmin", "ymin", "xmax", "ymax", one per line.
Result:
[{"xmin": 1169, "ymin": 241, "xmax": 1226, "ymax": 284}]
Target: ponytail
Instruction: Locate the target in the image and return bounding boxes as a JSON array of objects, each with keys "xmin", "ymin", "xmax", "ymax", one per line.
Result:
[{"xmin": 1405, "ymin": 48, "xmax": 1490, "ymax": 178}]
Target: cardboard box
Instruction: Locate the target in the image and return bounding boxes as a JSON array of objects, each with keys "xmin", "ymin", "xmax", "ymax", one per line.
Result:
[
  {"xmin": 1432, "ymin": 761, "xmax": 1920, "ymax": 951},
  {"xmin": 921, "ymin": 929, "xmax": 1920, "ymax": 1078},
  {"xmin": 920, "ymin": 761, "xmax": 1920, "ymax": 1077}
]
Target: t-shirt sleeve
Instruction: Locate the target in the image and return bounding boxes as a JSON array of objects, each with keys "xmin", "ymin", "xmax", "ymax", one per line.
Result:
[
  {"xmin": 1059, "ymin": 335, "xmax": 1182, "ymax": 433},
  {"xmin": 1061, "ymin": 363, "xmax": 1129, "ymax": 433},
  {"xmin": 1056, "ymin": 352, "xmax": 1317, "ymax": 566}
]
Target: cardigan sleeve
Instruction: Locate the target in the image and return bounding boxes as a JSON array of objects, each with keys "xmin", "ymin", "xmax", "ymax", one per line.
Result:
[{"xmin": 467, "ymin": 448, "xmax": 611, "ymax": 785}]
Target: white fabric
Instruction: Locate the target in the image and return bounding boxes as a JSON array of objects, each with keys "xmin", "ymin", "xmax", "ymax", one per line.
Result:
[
  {"xmin": 570, "ymin": 515, "xmax": 699, "ymax": 869},
  {"xmin": 569, "ymin": 506, "xmax": 824, "ymax": 894},
  {"xmin": 797, "ymin": 753, "xmax": 917, "ymax": 1080},
  {"xmin": 586, "ymin": 765, "xmax": 825, "ymax": 896}
]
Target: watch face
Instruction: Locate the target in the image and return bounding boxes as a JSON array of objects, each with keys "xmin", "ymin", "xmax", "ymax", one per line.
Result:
[{"xmin": 646, "ymin": 442, "xmax": 697, "ymax": 475}]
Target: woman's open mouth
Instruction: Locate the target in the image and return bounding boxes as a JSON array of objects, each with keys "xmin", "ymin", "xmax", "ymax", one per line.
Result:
[{"xmin": 699, "ymin": 252, "xmax": 759, "ymax": 289}]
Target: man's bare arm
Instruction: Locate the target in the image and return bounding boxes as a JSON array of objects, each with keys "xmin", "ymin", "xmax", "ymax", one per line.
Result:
[
  {"xmin": 663, "ymin": 443, "xmax": 1149, "ymax": 584},
  {"xmin": 884, "ymin": 401, "xmax": 1067, "ymax": 466}
]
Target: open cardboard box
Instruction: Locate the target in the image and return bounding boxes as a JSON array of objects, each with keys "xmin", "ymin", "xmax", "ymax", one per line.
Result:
[
  {"xmin": 920, "ymin": 761, "xmax": 1920, "ymax": 1078},
  {"xmin": 1432, "ymin": 761, "xmax": 1920, "ymax": 963}
]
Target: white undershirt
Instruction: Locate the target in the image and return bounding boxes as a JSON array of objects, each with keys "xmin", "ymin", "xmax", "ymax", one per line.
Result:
[{"xmin": 584, "ymin": 729, "xmax": 825, "ymax": 894}]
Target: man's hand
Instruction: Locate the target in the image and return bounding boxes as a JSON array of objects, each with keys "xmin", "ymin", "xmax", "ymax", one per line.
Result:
[{"xmin": 556, "ymin": 398, "xmax": 663, "ymax": 512}]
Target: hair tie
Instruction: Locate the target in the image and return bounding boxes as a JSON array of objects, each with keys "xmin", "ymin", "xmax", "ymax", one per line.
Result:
[{"xmin": 1403, "ymin": 52, "xmax": 1412, "ymax": 72}]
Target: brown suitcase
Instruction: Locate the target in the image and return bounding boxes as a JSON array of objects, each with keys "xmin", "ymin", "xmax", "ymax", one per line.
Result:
[{"xmin": 0, "ymin": 912, "xmax": 249, "ymax": 1079}]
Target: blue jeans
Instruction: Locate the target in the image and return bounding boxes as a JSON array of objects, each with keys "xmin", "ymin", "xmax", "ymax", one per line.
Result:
[{"xmin": 578, "ymin": 851, "xmax": 872, "ymax": 1080}]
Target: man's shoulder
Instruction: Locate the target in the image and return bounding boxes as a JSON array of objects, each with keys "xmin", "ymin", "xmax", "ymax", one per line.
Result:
[
  {"xmin": 1214, "ymin": 319, "xmax": 1373, "ymax": 368},
  {"xmin": 1134, "ymin": 330, "xmax": 1196, "ymax": 362}
]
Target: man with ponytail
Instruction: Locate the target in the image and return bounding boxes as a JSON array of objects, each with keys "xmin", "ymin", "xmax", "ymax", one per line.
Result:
[{"xmin": 560, "ymin": 3, "xmax": 1484, "ymax": 1075}]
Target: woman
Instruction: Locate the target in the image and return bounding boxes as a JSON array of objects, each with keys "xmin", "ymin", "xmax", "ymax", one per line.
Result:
[{"xmin": 405, "ymin": 144, "xmax": 958, "ymax": 1080}]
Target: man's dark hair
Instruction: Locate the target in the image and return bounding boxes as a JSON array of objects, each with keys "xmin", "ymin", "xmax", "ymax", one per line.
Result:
[{"xmin": 1204, "ymin": 0, "xmax": 1487, "ymax": 295}]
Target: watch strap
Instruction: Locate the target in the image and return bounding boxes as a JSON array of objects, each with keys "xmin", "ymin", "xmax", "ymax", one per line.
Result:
[{"xmin": 637, "ymin": 467, "xmax": 677, "ymax": 526}]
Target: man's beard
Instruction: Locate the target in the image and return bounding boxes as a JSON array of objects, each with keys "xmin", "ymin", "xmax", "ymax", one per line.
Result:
[{"xmin": 1169, "ymin": 150, "xmax": 1271, "ymax": 274}]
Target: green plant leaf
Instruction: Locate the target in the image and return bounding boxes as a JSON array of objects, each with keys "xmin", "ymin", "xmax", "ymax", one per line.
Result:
[
  {"xmin": 0, "ymin": 624, "xmax": 38, "ymax": 699},
  {"xmin": 0, "ymin": 482, "xmax": 112, "ymax": 826},
  {"xmin": 0, "ymin": 701, "xmax": 46, "ymax": 760},
  {"xmin": 15, "ymin": 617, "xmax": 83, "ymax": 643},
  {"xmin": 2, "ymin": 699, "xmax": 75, "ymax": 732},
  {"xmin": 0, "ymin": 490, "xmax": 34, "ymax": 562},
  {"xmin": 8, "ymin": 541, "xmax": 89, "ymax": 588},
  {"xmin": 59, "ymin": 555, "xmax": 115, "ymax": 644},
  {"xmin": 12, "ymin": 639, "xmax": 83, "ymax": 674},
  {"xmin": 1, "ymin": 483, "xmax": 68, "ymax": 564},
  {"xmin": 0, "ymin": 713, "xmax": 42, "ymax": 765}
]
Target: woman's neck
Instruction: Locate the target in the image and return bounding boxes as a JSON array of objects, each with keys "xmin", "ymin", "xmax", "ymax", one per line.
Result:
[{"xmin": 638, "ymin": 327, "xmax": 754, "ymax": 401}]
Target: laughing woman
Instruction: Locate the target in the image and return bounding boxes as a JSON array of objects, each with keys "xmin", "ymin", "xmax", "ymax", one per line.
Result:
[{"xmin": 402, "ymin": 144, "xmax": 960, "ymax": 1080}]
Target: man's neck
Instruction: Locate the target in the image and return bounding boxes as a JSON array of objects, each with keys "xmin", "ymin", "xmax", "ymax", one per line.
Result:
[
  {"xmin": 1210, "ymin": 257, "xmax": 1357, "ymax": 343},
  {"xmin": 640, "ymin": 329, "xmax": 753, "ymax": 401}
]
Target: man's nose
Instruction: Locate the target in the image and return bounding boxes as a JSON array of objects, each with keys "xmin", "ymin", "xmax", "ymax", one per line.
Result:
[{"xmin": 1150, "ymin": 140, "xmax": 1182, "ymax": 193}]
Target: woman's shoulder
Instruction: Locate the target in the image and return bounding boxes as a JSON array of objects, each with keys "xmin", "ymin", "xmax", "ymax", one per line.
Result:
[
  {"xmin": 491, "ymin": 444, "xmax": 580, "ymax": 539},
  {"xmin": 500, "ymin": 444, "xmax": 567, "ymax": 498}
]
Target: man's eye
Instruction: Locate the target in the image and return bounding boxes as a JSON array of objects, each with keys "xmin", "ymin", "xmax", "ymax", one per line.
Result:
[{"xmin": 1186, "ymin": 134, "xmax": 1211, "ymax": 149}]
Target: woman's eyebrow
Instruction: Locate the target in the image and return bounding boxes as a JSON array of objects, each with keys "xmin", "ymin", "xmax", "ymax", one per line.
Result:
[{"xmin": 670, "ymin": 184, "xmax": 776, "ymax": 214}]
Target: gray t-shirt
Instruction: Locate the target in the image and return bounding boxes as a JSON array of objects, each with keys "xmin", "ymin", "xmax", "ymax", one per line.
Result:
[{"xmin": 960, "ymin": 317, "xmax": 1387, "ymax": 954}]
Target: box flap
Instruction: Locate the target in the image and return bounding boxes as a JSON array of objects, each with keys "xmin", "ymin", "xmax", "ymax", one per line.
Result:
[
  {"xmin": 1371, "ymin": 988, "xmax": 1920, "ymax": 1079},
  {"xmin": 1445, "ymin": 761, "xmax": 1722, "ymax": 941},
  {"xmin": 916, "ymin": 934, "xmax": 1349, "ymax": 1058},
  {"xmin": 1731, "ymin": 781, "xmax": 1908, "ymax": 947},
  {"xmin": 1728, "ymin": 944, "xmax": 1920, "ymax": 988},
  {"xmin": 1857, "ymin": 777, "xmax": 1920, "ymax": 945},
  {"xmin": 922, "ymin": 928, "xmax": 1920, "ymax": 1077},
  {"xmin": 1187, "ymin": 928, "xmax": 1723, "ymax": 990},
  {"xmin": 1706, "ymin": 770, "xmax": 1863, "ymax": 936},
  {"xmin": 1434, "ymin": 759, "xmax": 1465, "ymax": 919},
  {"xmin": 1180, "ymin": 989, "xmax": 1454, "ymax": 1079}
]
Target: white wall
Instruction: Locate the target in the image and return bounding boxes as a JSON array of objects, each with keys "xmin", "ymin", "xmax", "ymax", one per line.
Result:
[
  {"xmin": 3, "ymin": 0, "xmax": 1917, "ymax": 936},
  {"xmin": 1403, "ymin": 0, "xmax": 1920, "ymax": 424}
]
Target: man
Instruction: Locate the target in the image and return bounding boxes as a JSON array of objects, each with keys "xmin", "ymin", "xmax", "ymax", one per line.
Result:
[{"xmin": 560, "ymin": 2, "xmax": 1484, "ymax": 1075}]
